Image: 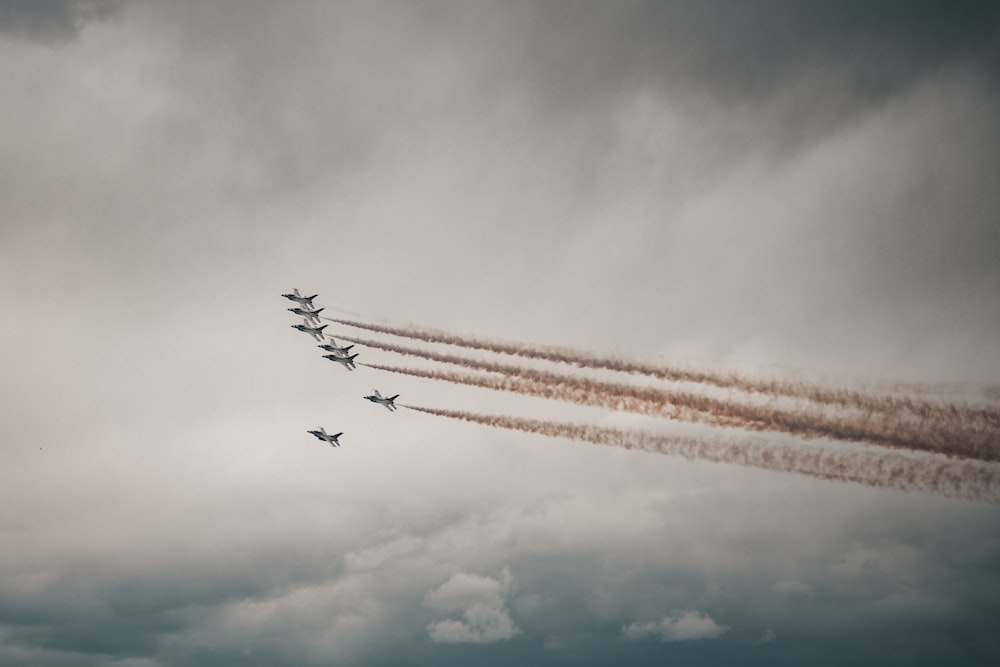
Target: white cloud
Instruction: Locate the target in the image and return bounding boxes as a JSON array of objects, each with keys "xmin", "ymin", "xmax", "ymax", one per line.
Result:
[
  {"xmin": 622, "ymin": 610, "xmax": 728, "ymax": 642},
  {"xmin": 424, "ymin": 567, "xmax": 519, "ymax": 644},
  {"xmin": 426, "ymin": 602, "xmax": 520, "ymax": 645}
]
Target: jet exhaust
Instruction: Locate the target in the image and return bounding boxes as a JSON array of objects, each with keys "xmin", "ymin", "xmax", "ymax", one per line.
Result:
[
  {"xmin": 358, "ymin": 348, "xmax": 1000, "ymax": 463},
  {"xmin": 324, "ymin": 316, "xmax": 1000, "ymax": 426},
  {"xmin": 304, "ymin": 309, "xmax": 1000, "ymax": 499},
  {"xmin": 402, "ymin": 404, "xmax": 1000, "ymax": 504}
]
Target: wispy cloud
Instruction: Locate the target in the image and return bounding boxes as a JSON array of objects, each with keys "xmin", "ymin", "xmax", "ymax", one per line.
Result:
[{"xmin": 622, "ymin": 610, "xmax": 728, "ymax": 642}]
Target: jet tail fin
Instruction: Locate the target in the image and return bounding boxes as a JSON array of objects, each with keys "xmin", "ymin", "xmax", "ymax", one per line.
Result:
[{"xmin": 389, "ymin": 395, "xmax": 399, "ymax": 401}]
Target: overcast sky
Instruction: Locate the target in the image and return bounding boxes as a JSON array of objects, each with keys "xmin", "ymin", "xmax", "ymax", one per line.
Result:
[{"xmin": 1, "ymin": 1, "xmax": 999, "ymax": 665}]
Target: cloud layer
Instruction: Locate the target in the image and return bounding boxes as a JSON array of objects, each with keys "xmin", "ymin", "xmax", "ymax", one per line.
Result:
[{"xmin": 1, "ymin": 1, "xmax": 998, "ymax": 666}]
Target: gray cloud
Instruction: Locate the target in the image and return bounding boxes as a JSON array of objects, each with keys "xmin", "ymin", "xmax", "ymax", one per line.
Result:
[
  {"xmin": 1, "ymin": 2, "xmax": 999, "ymax": 666},
  {"xmin": 0, "ymin": 0, "xmax": 121, "ymax": 42},
  {"xmin": 622, "ymin": 610, "xmax": 728, "ymax": 642},
  {"xmin": 424, "ymin": 568, "xmax": 519, "ymax": 644},
  {"xmin": 1, "ymin": 475, "xmax": 998, "ymax": 664}
]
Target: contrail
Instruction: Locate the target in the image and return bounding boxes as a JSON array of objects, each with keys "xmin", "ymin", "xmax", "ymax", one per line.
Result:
[
  {"xmin": 325, "ymin": 315, "xmax": 1000, "ymax": 428},
  {"xmin": 358, "ymin": 346, "xmax": 1000, "ymax": 462},
  {"xmin": 403, "ymin": 405, "xmax": 1000, "ymax": 504}
]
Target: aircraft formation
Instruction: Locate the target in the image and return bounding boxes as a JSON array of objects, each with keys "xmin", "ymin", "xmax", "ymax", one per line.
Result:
[
  {"xmin": 279, "ymin": 290, "xmax": 1000, "ymax": 502},
  {"xmin": 283, "ymin": 288, "xmax": 397, "ymax": 449}
]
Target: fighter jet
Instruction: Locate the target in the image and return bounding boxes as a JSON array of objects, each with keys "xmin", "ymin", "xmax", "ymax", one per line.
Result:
[
  {"xmin": 323, "ymin": 353, "xmax": 358, "ymax": 370},
  {"xmin": 318, "ymin": 342, "xmax": 354, "ymax": 356},
  {"xmin": 364, "ymin": 389, "xmax": 399, "ymax": 411},
  {"xmin": 282, "ymin": 288, "xmax": 318, "ymax": 309},
  {"xmin": 307, "ymin": 428, "xmax": 343, "ymax": 447},
  {"xmin": 292, "ymin": 319, "xmax": 327, "ymax": 341},
  {"xmin": 288, "ymin": 306, "xmax": 325, "ymax": 323}
]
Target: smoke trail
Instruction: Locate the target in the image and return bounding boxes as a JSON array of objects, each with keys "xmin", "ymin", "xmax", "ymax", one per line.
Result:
[
  {"xmin": 358, "ymin": 346, "xmax": 1000, "ymax": 462},
  {"xmin": 403, "ymin": 405, "xmax": 1000, "ymax": 504},
  {"xmin": 326, "ymin": 316, "xmax": 1000, "ymax": 428},
  {"xmin": 366, "ymin": 362, "xmax": 744, "ymax": 428}
]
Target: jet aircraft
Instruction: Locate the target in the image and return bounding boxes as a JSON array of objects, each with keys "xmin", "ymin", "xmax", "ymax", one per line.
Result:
[
  {"xmin": 282, "ymin": 288, "xmax": 318, "ymax": 309},
  {"xmin": 307, "ymin": 428, "xmax": 343, "ymax": 447},
  {"xmin": 323, "ymin": 353, "xmax": 358, "ymax": 370},
  {"xmin": 364, "ymin": 389, "xmax": 399, "ymax": 411},
  {"xmin": 318, "ymin": 342, "xmax": 354, "ymax": 356},
  {"xmin": 288, "ymin": 306, "xmax": 325, "ymax": 323},
  {"xmin": 292, "ymin": 319, "xmax": 327, "ymax": 341}
]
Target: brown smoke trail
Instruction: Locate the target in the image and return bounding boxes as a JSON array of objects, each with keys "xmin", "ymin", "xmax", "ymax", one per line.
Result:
[
  {"xmin": 365, "ymin": 362, "xmax": 744, "ymax": 429},
  {"xmin": 359, "ymin": 345, "xmax": 1000, "ymax": 462},
  {"xmin": 403, "ymin": 404, "xmax": 1000, "ymax": 503},
  {"xmin": 326, "ymin": 316, "xmax": 1000, "ymax": 429}
]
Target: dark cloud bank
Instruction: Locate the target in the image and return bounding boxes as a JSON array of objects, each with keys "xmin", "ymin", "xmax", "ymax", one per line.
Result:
[{"xmin": 0, "ymin": 0, "xmax": 121, "ymax": 42}]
